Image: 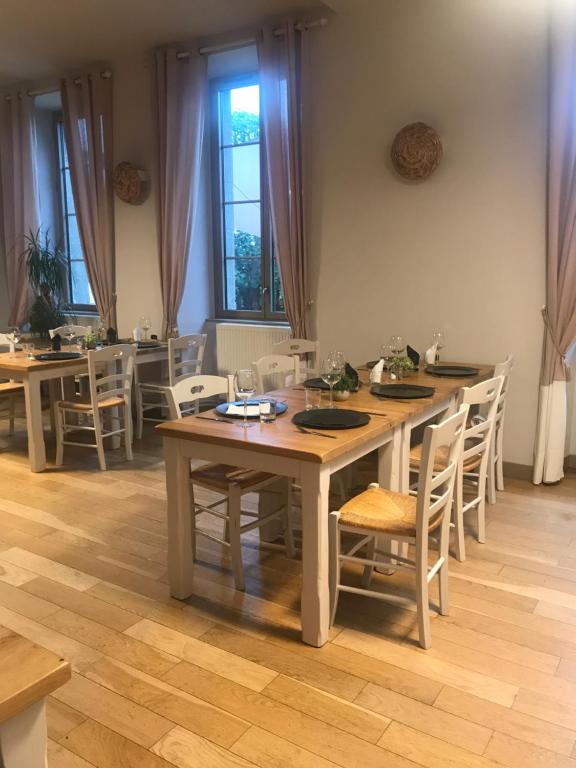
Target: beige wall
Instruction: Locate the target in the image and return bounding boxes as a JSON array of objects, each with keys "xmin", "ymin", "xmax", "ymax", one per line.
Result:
[{"xmin": 308, "ymin": 0, "xmax": 547, "ymax": 466}]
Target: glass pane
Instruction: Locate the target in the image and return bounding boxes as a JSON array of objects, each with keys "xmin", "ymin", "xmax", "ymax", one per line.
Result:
[
  {"xmin": 70, "ymin": 260, "xmax": 94, "ymax": 305},
  {"xmin": 223, "ymin": 203, "xmax": 262, "ymax": 312},
  {"xmin": 222, "ymin": 144, "xmax": 260, "ymax": 203},
  {"xmin": 64, "ymin": 169, "xmax": 75, "ymax": 211},
  {"xmin": 67, "ymin": 215, "xmax": 83, "ymax": 260},
  {"xmin": 58, "ymin": 123, "xmax": 68, "ymax": 166},
  {"xmin": 219, "ymin": 84, "xmax": 260, "ymax": 146},
  {"xmin": 225, "ymin": 258, "xmax": 262, "ymax": 312},
  {"xmin": 271, "ymin": 251, "xmax": 285, "ymax": 314}
]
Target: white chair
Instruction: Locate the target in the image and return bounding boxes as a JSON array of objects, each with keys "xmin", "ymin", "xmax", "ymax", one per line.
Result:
[
  {"xmin": 49, "ymin": 325, "xmax": 91, "ymax": 342},
  {"xmin": 273, "ymin": 338, "xmax": 319, "ymax": 380},
  {"xmin": 0, "ymin": 333, "xmax": 24, "ymax": 435},
  {"xmin": 165, "ymin": 375, "xmax": 295, "ymax": 591},
  {"xmin": 252, "ymin": 354, "xmax": 299, "ymax": 395},
  {"xmin": 487, "ymin": 355, "xmax": 514, "ymax": 504},
  {"xmin": 329, "ymin": 405, "xmax": 468, "ymax": 649},
  {"xmin": 409, "ymin": 377, "xmax": 503, "ymax": 562},
  {"xmin": 55, "ymin": 344, "xmax": 136, "ymax": 471},
  {"xmin": 136, "ymin": 333, "xmax": 207, "ymax": 439}
]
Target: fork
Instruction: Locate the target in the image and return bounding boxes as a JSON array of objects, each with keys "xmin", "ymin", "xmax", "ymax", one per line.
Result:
[
  {"xmin": 196, "ymin": 416, "xmax": 235, "ymax": 425},
  {"xmin": 295, "ymin": 425, "xmax": 338, "ymax": 439}
]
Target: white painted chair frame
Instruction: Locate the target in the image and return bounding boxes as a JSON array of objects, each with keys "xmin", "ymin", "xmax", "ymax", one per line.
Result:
[
  {"xmin": 136, "ymin": 334, "xmax": 207, "ymax": 438},
  {"xmin": 487, "ymin": 355, "xmax": 514, "ymax": 504},
  {"xmin": 165, "ymin": 375, "xmax": 295, "ymax": 591},
  {"xmin": 272, "ymin": 338, "xmax": 319, "ymax": 381},
  {"xmin": 252, "ymin": 354, "xmax": 299, "ymax": 395},
  {"xmin": 49, "ymin": 324, "xmax": 92, "ymax": 340},
  {"xmin": 0, "ymin": 333, "xmax": 21, "ymax": 435},
  {"xmin": 329, "ymin": 404, "xmax": 468, "ymax": 649},
  {"xmin": 55, "ymin": 344, "xmax": 136, "ymax": 471}
]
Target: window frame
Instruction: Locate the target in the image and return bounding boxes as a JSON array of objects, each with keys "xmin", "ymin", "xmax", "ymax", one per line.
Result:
[
  {"xmin": 210, "ymin": 73, "xmax": 286, "ymax": 322},
  {"xmin": 55, "ymin": 118, "xmax": 97, "ymax": 313}
]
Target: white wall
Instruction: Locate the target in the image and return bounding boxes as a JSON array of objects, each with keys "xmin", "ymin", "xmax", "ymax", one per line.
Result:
[{"xmin": 308, "ymin": 0, "xmax": 547, "ymax": 466}]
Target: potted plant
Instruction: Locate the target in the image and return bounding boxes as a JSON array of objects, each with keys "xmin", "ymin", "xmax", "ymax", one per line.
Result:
[
  {"xmin": 25, "ymin": 229, "xmax": 69, "ymax": 339},
  {"xmin": 390, "ymin": 356, "xmax": 415, "ymax": 379},
  {"xmin": 333, "ymin": 373, "xmax": 356, "ymax": 401}
]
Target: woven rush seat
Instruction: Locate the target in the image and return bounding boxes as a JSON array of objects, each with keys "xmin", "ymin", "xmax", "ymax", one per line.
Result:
[
  {"xmin": 57, "ymin": 394, "xmax": 125, "ymax": 411},
  {"xmin": 410, "ymin": 441, "xmax": 482, "ymax": 473},
  {"xmin": 339, "ymin": 486, "xmax": 443, "ymax": 537},
  {"xmin": 0, "ymin": 381, "xmax": 24, "ymax": 395},
  {"xmin": 190, "ymin": 462, "xmax": 275, "ymax": 492}
]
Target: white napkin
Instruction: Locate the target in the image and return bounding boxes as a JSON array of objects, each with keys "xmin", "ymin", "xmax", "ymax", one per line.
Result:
[
  {"xmin": 226, "ymin": 404, "xmax": 260, "ymax": 416},
  {"xmin": 424, "ymin": 343, "xmax": 438, "ymax": 365},
  {"xmin": 369, "ymin": 358, "xmax": 384, "ymax": 384},
  {"xmin": 133, "ymin": 326, "xmax": 143, "ymax": 341}
]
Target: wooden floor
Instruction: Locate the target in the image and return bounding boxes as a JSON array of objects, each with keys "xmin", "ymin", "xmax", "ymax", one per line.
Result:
[{"xmin": 1, "ymin": 419, "xmax": 576, "ymax": 768}]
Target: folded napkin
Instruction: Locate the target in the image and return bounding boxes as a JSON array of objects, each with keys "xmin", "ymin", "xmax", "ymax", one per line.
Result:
[
  {"xmin": 424, "ymin": 343, "xmax": 438, "ymax": 365},
  {"xmin": 407, "ymin": 345, "xmax": 420, "ymax": 368},
  {"xmin": 133, "ymin": 326, "xmax": 143, "ymax": 342},
  {"xmin": 51, "ymin": 333, "xmax": 62, "ymax": 351},
  {"xmin": 369, "ymin": 358, "xmax": 384, "ymax": 384},
  {"xmin": 345, "ymin": 362, "xmax": 359, "ymax": 390},
  {"xmin": 226, "ymin": 403, "xmax": 260, "ymax": 416}
]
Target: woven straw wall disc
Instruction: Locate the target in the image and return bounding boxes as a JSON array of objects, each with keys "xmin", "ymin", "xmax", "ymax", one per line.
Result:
[
  {"xmin": 113, "ymin": 161, "xmax": 150, "ymax": 205},
  {"xmin": 390, "ymin": 122, "xmax": 443, "ymax": 181}
]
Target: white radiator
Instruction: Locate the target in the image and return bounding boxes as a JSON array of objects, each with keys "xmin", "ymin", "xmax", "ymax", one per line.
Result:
[{"xmin": 215, "ymin": 323, "xmax": 291, "ymax": 375}]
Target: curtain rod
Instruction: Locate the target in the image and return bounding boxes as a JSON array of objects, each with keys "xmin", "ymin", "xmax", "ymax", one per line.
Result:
[
  {"xmin": 177, "ymin": 17, "xmax": 328, "ymax": 58},
  {"xmin": 3, "ymin": 69, "xmax": 112, "ymax": 101}
]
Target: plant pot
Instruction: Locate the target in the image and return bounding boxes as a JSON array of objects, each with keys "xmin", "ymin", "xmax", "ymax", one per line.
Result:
[{"xmin": 333, "ymin": 390, "xmax": 350, "ymax": 401}]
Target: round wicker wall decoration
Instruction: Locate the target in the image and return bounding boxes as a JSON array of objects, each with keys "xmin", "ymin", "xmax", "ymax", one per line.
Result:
[
  {"xmin": 113, "ymin": 162, "xmax": 150, "ymax": 205},
  {"xmin": 390, "ymin": 122, "xmax": 443, "ymax": 181}
]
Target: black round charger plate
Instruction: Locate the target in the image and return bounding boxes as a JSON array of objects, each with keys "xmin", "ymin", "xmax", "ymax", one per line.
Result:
[
  {"xmin": 292, "ymin": 408, "xmax": 370, "ymax": 430},
  {"xmin": 303, "ymin": 377, "xmax": 360, "ymax": 392},
  {"xmin": 425, "ymin": 365, "xmax": 479, "ymax": 377},
  {"xmin": 370, "ymin": 383, "xmax": 434, "ymax": 399},
  {"xmin": 215, "ymin": 400, "xmax": 288, "ymax": 419},
  {"xmin": 137, "ymin": 341, "xmax": 161, "ymax": 349},
  {"xmin": 34, "ymin": 352, "xmax": 83, "ymax": 361}
]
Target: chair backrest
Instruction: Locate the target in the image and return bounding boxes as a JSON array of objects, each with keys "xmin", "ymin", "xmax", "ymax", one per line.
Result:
[
  {"xmin": 87, "ymin": 344, "xmax": 136, "ymax": 407},
  {"xmin": 492, "ymin": 354, "xmax": 514, "ymax": 429},
  {"xmin": 0, "ymin": 333, "xmax": 15, "ymax": 353},
  {"xmin": 416, "ymin": 404, "xmax": 469, "ymax": 543},
  {"xmin": 458, "ymin": 376, "xmax": 504, "ymax": 474},
  {"xmin": 252, "ymin": 354, "xmax": 299, "ymax": 394},
  {"xmin": 168, "ymin": 334, "xmax": 207, "ymax": 386},
  {"xmin": 165, "ymin": 374, "xmax": 234, "ymax": 420},
  {"xmin": 49, "ymin": 325, "xmax": 91, "ymax": 340},
  {"xmin": 273, "ymin": 338, "xmax": 319, "ymax": 379}
]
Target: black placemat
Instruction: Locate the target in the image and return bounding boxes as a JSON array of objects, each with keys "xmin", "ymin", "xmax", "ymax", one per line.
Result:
[
  {"xmin": 34, "ymin": 352, "xmax": 83, "ymax": 361},
  {"xmin": 292, "ymin": 408, "xmax": 370, "ymax": 430},
  {"xmin": 137, "ymin": 341, "xmax": 161, "ymax": 349},
  {"xmin": 370, "ymin": 383, "xmax": 434, "ymax": 399},
  {"xmin": 425, "ymin": 365, "xmax": 479, "ymax": 377},
  {"xmin": 303, "ymin": 377, "xmax": 361, "ymax": 392}
]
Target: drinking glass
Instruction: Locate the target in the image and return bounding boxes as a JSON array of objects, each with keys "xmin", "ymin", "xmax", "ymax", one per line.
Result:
[
  {"xmin": 380, "ymin": 344, "xmax": 394, "ymax": 381},
  {"xmin": 23, "ymin": 343, "xmax": 35, "ymax": 360},
  {"xmin": 234, "ymin": 368, "xmax": 256, "ymax": 429},
  {"xmin": 321, "ymin": 351, "xmax": 345, "ymax": 409},
  {"xmin": 141, "ymin": 317, "xmax": 151, "ymax": 341},
  {"xmin": 305, "ymin": 387, "xmax": 322, "ymax": 410},
  {"xmin": 432, "ymin": 331, "xmax": 445, "ymax": 364},
  {"xmin": 259, "ymin": 398, "xmax": 277, "ymax": 423}
]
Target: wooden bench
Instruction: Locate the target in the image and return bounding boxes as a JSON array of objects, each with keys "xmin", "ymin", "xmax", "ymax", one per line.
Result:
[{"xmin": 0, "ymin": 627, "xmax": 71, "ymax": 767}]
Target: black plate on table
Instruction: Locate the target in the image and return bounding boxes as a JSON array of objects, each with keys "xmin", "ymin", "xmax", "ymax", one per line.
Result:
[
  {"xmin": 425, "ymin": 365, "xmax": 479, "ymax": 377},
  {"xmin": 370, "ymin": 383, "xmax": 434, "ymax": 399},
  {"xmin": 292, "ymin": 408, "xmax": 370, "ymax": 430},
  {"xmin": 303, "ymin": 377, "xmax": 361, "ymax": 392},
  {"xmin": 215, "ymin": 400, "xmax": 288, "ymax": 419},
  {"xmin": 137, "ymin": 341, "xmax": 161, "ymax": 349},
  {"xmin": 33, "ymin": 352, "xmax": 84, "ymax": 361}
]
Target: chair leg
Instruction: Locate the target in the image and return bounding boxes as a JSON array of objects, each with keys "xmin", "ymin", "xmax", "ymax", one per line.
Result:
[
  {"xmin": 136, "ymin": 386, "xmax": 144, "ymax": 440},
  {"xmin": 477, "ymin": 486, "xmax": 486, "ymax": 544},
  {"xmin": 93, "ymin": 410, "xmax": 107, "ymax": 471},
  {"xmin": 124, "ymin": 404, "xmax": 134, "ymax": 462},
  {"xmin": 8, "ymin": 395, "xmax": 15, "ymax": 435},
  {"xmin": 487, "ymin": 439, "xmax": 497, "ymax": 505},
  {"xmin": 453, "ymin": 468, "xmax": 466, "ymax": 562},
  {"xmin": 228, "ymin": 485, "xmax": 245, "ymax": 591},
  {"xmin": 416, "ymin": 542, "xmax": 431, "ymax": 650},
  {"xmin": 329, "ymin": 511, "xmax": 341, "ymax": 627},
  {"xmin": 190, "ymin": 483, "xmax": 197, "ymax": 562},
  {"xmin": 55, "ymin": 407, "xmax": 64, "ymax": 466},
  {"xmin": 496, "ymin": 428, "xmax": 505, "ymax": 491},
  {"xmin": 283, "ymin": 478, "xmax": 295, "ymax": 558},
  {"xmin": 438, "ymin": 559, "xmax": 449, "ymax": 617},
  {"xmin": 361, "ymin": 535, "xmax": 376, "ymax": 588}
]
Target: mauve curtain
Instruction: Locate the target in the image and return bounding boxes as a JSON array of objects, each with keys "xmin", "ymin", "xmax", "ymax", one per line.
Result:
[
  {"xmin": 533, "ymin": 2, "xmax": 576, "ymax": 484},
  {"xmin": 61, "ymin": 70, "xmax": 116, "ymax": 327},
  {"xmin": 0, "ymin": 91, "xmax": 39, "ymax": 325},
  {"xmin": 155, "ymin": 48, "xmax": 207, "ymax": 338},
  {"xmin": 258, "ymin": 22, "xmax": 310, "ymax": 338}
]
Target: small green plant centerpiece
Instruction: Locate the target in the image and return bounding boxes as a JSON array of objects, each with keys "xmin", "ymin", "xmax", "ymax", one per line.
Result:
[
  {"xmin": 333, "ymin": 373, "xmax": 356, "ymax": 401},
  {"xmin": 25, "ymin": 229, "xmax": 69, "ymax": 339},
  {"xmin": 390, "ymin": 356, "xmax": 415, "ymax": 379}
]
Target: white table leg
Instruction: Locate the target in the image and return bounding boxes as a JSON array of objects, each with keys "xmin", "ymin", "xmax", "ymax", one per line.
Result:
[
  {"xmin": 165, "ymin": 437, "xmax": 194, "ymax": 599},
  {"xmin": 0, "ymin": 700, "xmax": 48, "ymax": 768},
  {"xmin": 377, "ymin": 427, "xmax": 402, "ymax": 573},
  {"xmin": 300, "ymin": 462, "xmax": 331, "ymax": 647},
  {"xmin": 23, "ymin": 374, "xmax": 46, "ymax": 473}
]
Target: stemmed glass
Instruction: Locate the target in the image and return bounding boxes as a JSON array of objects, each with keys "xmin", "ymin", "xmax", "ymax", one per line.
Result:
[
  {"xmin": 380, "ymin": 343, "xmax": 394, "ymax": 380},
  {"xmin": 390, "ymin": 335, "xmax": 404, "ymax": 356},
  {"xmin": 432, "ymin": 331, "xmax": 445, "ymax": 365},
  {"xmin": 234, "ymin": 368, "xmax": 256, "ymax": 429},
  {"xmin": 8, "ymin": 327, "xmax": 20, "ymax": 357},
  {"xmin": 140, "ymin": 317, "xmax": 151, "ymax": 342},
  {"xmin": 64, "ymin": 326, "xmax": 76, "ymax": 349},
  {"xmin": 321, "ymin": 351, "xmax": 345, "ymax": 409}
]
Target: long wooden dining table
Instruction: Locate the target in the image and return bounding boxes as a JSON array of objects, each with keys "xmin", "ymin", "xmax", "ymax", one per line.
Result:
[
  {"xmin": 0, "ymin": 344, "xmax": 169, "ymax": 472},
  {"xmin": 158, "ymin": 363, "xmax": 493, "ymax": 647}
]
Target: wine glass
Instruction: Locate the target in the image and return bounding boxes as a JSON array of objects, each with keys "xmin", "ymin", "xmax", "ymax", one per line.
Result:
[
  {"xmin": 390, "ymin": 335, "xmax": 404, "ymax": 356},
  {"xmin": 380, "ymin": 343, "xmax": 394, "ymax": 380},
  {"xmin": 321, "ymin": 351, "xmax": 345, "ymax": 409},
  {"xmin": 432, "ymin": 331, "xmax": 445, "ymax": 364},
  {"xmin": 64, "ymin": 326, "xmax": 76, "ymax": 349},
  {"xmin": 234, "ymin": 368, "xmax": 256, "ymax": 429},
  {"xmin": 8, "ymin": 326, "xmax": 20, "ymax": 357},
  {"xmin": 140, "ymin": 317, "xmax": 151, "ymax": 342}
]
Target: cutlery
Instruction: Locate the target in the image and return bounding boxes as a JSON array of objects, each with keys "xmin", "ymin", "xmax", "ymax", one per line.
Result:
[
  {"xmin": 196, "ymin": 416, "xmax": 235, "ymax": 424},
  {"xmin": 295, "ymin": 425, "xmax": 338, "ymax": 439}
]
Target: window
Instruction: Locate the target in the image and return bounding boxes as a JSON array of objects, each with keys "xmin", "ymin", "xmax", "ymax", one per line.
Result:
[
  {"xmin": 56, "ymin": 122, "xmax": 95, "ymax": 310},
  {"xmin": 211, "ymin": 75, "xmax": 285, "ymax": 320}
]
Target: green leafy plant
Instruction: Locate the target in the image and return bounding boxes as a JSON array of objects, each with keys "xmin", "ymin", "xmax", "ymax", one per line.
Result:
[
  {"xmin": 391, "ymin": 356, "xmax": 415, "ymax": 371},
  {"xmin": 25, "ymin": 229, "xmax": 69, "ymax": 338},
  {"xmin": 334, "ymin": 373, "xmax": 356, "ymax": 392}
]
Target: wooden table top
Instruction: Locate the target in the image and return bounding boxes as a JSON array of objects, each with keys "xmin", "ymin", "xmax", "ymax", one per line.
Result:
[
  {"xmin": 0, "ymin": 627, "xmax": 71, "ymax": 723},
  {"xmin": 157, "ymin": 363, "xmax": 493, "ymax": 465},
  {"xmin": 0, "ymin": 344, "xmax": 168, "ymax": 374}
]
